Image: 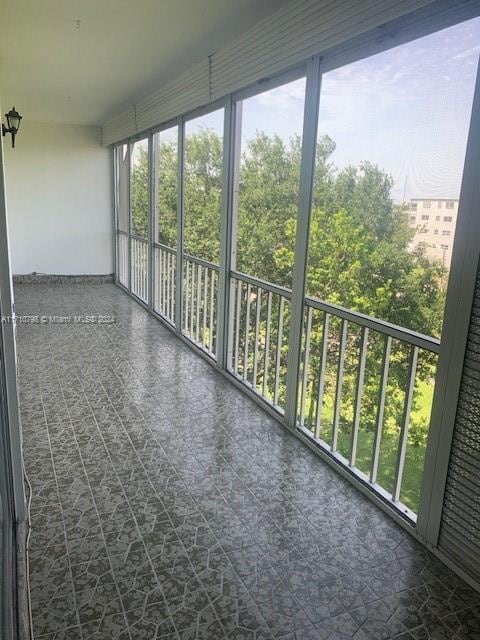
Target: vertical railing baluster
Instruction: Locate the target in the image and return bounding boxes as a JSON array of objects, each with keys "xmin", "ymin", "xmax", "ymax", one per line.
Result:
[
  {"xmin": 133, "ymin": 240, "xmax": 137, "ymax": 295},
  {"xmin": 184, "ymin": 260, "xmax": 189, "ymax": 331},
  {"xmin": 170, "ymin": 251, "xmax": 174, "ymax": 321},
  {"xmin": 165, "ymin": 250, "xmax": 169, "ymax": 319},
  {"xmin": 196, "ymin": 264, "xmax": 202, "ymax": 344},
  {"xmin": 142, "ymin": 242, "xmax": 145, "ymax": 300},
  {"xmin": 157, "ymin": 247, "xmax": 161, "ymax": 313},
  {"xmin": 300, "ymin": 305, "xmax": 313, "ymax": 427},
  {"xmin": 170, "ymin": 253, "xmax": 177, "ymax": 324},
  {"xmin": 332, "ymin": 319, "xmax": 348, "ymax": 452},
  {"xmin": 234, "ymin": 279, "xmax": 241, "ymax": 373},
  {"xmin": 166, "ymin": 250, "xmax": 171, "ymax": 317},
  {"xmin": 350, "ymin": 327, "xmax": 369, "ymax": 467},
  {"xmin": 209, "ymin": 269, "xmax": 215, "ymax": 354},
  {"xmin": 190, "ymin": 262, "xmax": 195, "ymax": 337},
  {"xmin": 252, "ymin": 288, "xmax": 262, "ymax": 389},
  {"xmin": 392, "ymin": 345, "xmax": 419, "ymax": 502},
  {"xmin": 162, "ymin": 249, "xmax": 166, "ymax": 315},
  {"xmin": 214, "ymin": 271, "xmax": 218, "ymax": 353},
  {"xmin": 314, "ymin": 312, "xmax": 330, "ymax": 439},
  {"xmin": 203, "ymin": 265, "xmax": 208, "ymax": 347},
  {"xmin": 273, "ymin": 297, "xmax": 285, "ymax": 407},
  {"xmin": 243, "ymin": 283, "xmax": 252, "ymax": 381},
  {"xmin": 136, "ymin": 241, "xmax": 139, "ymax": 295},
  {"xmin": 138, "ymin": 241, "xmax": 141, "ymax": 298},
  {"xmin": 131, "ymin": 240, "xmax": 134, "ymax": 293},
  {"xmin": 158, "ymin": 247, "xmax": 161, "ymax": 312},
  {"xmin": 371, "ymin": 335, "xmax": 392, "ymax": 484},
  {"xmin": 125, "ymin": 236, "xmax": 127, "ymax": 286},
  {"xmin": 167, "ymin": 250, "xmax": 171, "ymax": 317},
  {"xmin": 152, "ymin": 247, "xmax": 156, "ymax": 310},
  {"xmin": 141, "ymin": 242, "xmax": 144, "ymax": 299},
  {"xmin": 165, "ymin": 250, "xmax": 169, "ymax": 318},
  {"xmin": 262, "ymin": 291, "xmax": 272, "ymax": 399}
]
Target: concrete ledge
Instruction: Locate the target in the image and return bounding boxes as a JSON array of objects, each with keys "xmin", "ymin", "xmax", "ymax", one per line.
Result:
[{"xmin": 13, "ymin": 274, "xmax": 114, "ymax": 285}]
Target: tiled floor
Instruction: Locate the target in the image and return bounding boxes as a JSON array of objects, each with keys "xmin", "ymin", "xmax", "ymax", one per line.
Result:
[{"xmin": 15, "ymin": 282, "xmax": 480, "ymax": 640}]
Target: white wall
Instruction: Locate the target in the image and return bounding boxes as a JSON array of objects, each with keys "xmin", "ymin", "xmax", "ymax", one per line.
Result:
[{"xmin": 4, "ymin": 120, "xmax": 112, "ymax": 275}]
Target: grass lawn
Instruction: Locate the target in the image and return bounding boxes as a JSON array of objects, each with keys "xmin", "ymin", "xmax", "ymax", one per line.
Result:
[{"xmin": 305, "ymin": 378, "xmax": 433, "ymax": 514}]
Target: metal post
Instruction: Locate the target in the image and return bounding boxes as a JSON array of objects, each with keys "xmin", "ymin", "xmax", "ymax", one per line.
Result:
[
  {"xmin": 217, "ymin": 97, "xmax": 240, "ymax": 367},
  {"xmin": 284, "ymin": 56, "xmax": 322, "ymax": 429},
  {"xmin": 147, "ymin": 134, "xmax": 154, "ymax": 309},
  {"xmin": 127, "ymin": 142, "xmax": 132, "ymax": 293},
  {"xmin": 112, "ymin": 147, "xmax": 118, "ymax": 283},
  {"xmin": 175, "ymin": 118, "xmax": 184, "ymax": 333}
]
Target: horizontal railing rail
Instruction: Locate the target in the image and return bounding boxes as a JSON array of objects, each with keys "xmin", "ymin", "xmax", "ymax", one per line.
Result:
[
  {"xmin": 305, "ymin": 295, "xmax": 440, "ymax": 354},
  {"xmin": 183, "ymin": 252, "xmax": 220, "ymax": 272},
  {"xmin": 231, "ymin": 270, "xmax": 292, "ymax": 301},
  {"xmin": 153, "ymin": 241, "xmax": 177, "ymax": 255},
  {"xmin": 131, "ymin": 233, "xmax": 148, "ymax": 243}
]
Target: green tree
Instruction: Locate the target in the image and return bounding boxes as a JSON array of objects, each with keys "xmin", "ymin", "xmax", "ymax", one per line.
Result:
[
  {"xmin": 183, "ymin": 128, "xmax": 223, "ymax": 262},
  {"xmin": 131, "ymin": 144, "xmax": 149, "ymax": 238}
]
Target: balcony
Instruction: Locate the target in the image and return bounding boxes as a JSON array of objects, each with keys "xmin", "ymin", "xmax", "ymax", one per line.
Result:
[
  {"xmin": 2, "ymin": 2, "xmax": 480, "ymax": 640},
  {"xmin": 16, "ymin": 280, "xmax": 480, "ymax": 639},
  {"xmin": 123, "ymin": 237, "xmax": 440, "ymax": 519}
]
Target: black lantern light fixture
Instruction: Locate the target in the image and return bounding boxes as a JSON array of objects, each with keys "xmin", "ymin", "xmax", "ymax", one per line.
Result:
[{"xmin": 2, "ymin": 107, "xmax": 22, "ymax": 148}]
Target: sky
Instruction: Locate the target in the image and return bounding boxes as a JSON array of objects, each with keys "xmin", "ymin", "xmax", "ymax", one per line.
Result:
[
  {"xmin": 152, "ymin": 16, "xmax": 480, "ymax": 203},
  {"xmin": 240, "ymin": 16, "xmax": 480, "ymax": 202}
]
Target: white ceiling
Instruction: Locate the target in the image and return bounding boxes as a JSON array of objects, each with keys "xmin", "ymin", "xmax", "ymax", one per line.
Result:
[{"xmin": 0, "ymin": 0, "xmax": 287, "ymax": 126}]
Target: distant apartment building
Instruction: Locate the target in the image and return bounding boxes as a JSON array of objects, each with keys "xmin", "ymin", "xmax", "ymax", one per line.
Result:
[{"xmin": 407, "ymin": 197, "xmax": 459, "ymax": 269}]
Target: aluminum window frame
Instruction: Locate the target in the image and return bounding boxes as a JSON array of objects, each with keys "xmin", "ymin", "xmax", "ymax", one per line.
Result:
[{"xmin": 181, "ymin": 100, "xmax": 228, "ymax": 358}]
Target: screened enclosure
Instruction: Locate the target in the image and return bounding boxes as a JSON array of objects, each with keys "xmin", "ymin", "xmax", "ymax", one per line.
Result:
[{"xmin": 114, "ymin": 14, "xmax": 480, "ymax": 524}]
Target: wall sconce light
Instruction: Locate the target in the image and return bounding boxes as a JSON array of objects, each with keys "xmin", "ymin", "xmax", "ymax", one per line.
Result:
[{"xmin": 2, "ymin": 107, "xmax": 22, "ymax": 148}]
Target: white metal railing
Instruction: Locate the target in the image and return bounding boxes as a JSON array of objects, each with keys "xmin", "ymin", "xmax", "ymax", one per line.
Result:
[
  {"xmin": 298, "ymin": 296, "xmax": 439, "ymax": 514},
  {"xmin": 228, "ymin": 273, "xmax": 291, "ymax": 412},
  {"xmin": 130, "ymin": 236, "xmax": 148, "ymax": 302},
  {"xmin": 117, "ymin": 231, "xmax": 129, "ymax": 288},
  {"xmin": 183, "ymin": 254, "xmax": 219, "ymax": 357},
  {"xmin": 153, "ymin": 242, "xmax": 176, "ymax": 324},
  {"xmin": 227, "ymin": 271, "xmax": 439, "ymax": 515}
]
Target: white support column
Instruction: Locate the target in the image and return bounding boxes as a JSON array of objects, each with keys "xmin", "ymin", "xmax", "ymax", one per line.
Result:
[
  {"xmin": 112, "ymin": 147, "xmax": 118, "ymax": 283},
  {"xmin": 284, "ymin": 56, "xmax": 322, "ymax": 429},
  {"xmin": 147, "ymin": 133, "xmax": 154, "ymax": 309},
  {"xmin": 127, "ymin": 142, "xmax": 132, "ymax": 293},
  {"xmin": 175, "ymin": 118, "xmax": 185, "ymax": 333},
  {"xmin": 217, "ymin": 97, "xmax": 240, "ymax": 368},
  {"xmin": 417, "ymin": 61, "xmax": 480, "ymax": 545}
]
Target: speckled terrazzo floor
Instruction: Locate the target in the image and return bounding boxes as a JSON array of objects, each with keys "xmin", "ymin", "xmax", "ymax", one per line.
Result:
[{"xmin": 15, "ymin": 282, "xmax": 480, "ymax": 639}]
